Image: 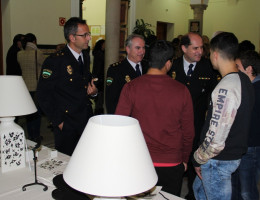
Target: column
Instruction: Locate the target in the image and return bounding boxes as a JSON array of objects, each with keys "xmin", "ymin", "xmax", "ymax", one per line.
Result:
[
  {"xmin": 105, "ymin": 0, "xmax": 121, "ymax": 75},
  {"xmin": 128, "ymin": 0, "xmax": 136, "ymax": 34},
  {"xmin": 190, "ymin": 4, "xmax": 207, "ymax": 34},
  {"xmin": 104, "ymin": 0, "xmax": 121, "ymax": 113}
]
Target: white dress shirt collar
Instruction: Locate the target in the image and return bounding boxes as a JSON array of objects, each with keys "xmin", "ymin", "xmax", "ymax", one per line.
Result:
[
  {"xmin": 183, "ymin": 56, "xmax": 196, "ymax": 75},
  {"xmin": 127, "ymin": 57, "xmax": 142, "ymax": 74},
  {"xmin": 67, "ymin": 44, "xmax": 84, "ymax": 63}
]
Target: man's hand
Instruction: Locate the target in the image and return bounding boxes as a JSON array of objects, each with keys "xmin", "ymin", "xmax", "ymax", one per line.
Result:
[
  {"xmin": 87, "ymin": 79, "xmax": 98, "ymax": 95},
  {"xmin": 58, "ymin": 122, "xmax": 64, "ymax": 130},
  {"xmin": 195, "ymin": 166, "xmax": 202, "ymax": 180}
]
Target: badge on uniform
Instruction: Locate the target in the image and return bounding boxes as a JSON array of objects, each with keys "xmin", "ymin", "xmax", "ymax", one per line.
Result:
[
  {"xmin": 171, "ymin": 71, "xmax": 176, "ymax": 80},
  {"xmin": 217, "ymin": 75, "xmax": 222, "ymax": 81},
  {"xmin": 67, "ymin": 65, "xmax": 73, "ymax": 75},
  {"xmin": 199, "ymin": 77, "xmax": 210, "ymax": 80},
  {"xmin": 125, "ymin": 75, "xmax": 131, "ymax": 83},
  {"xmin": 42, "ymin": 69, "xmax": 52, "ymax": 78},
  {"xmin": 106, "ymin": 77, "xmax": 113, "ymax": 86}
]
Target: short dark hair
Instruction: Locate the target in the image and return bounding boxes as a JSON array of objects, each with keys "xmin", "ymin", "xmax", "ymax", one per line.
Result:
[
  {"xmin": 148, "ymin": 40, "xmax": 174, "ymax": 69},
  {"xmin": 238, "ymin": 40, "xmax": 255, "ymax": 54},
  {"xmin": 13, "ymin": 34, "xmax": 24, "ymax": 45},
  {"xmin": 125, "ymin": 34, "xmax": 144, "ymax": 48},
  {"xmin": 172, "ymin": 38, "xmax": 180, "ymax": 46},
  {"xmin": 180, "ymin": 34, "xmax": 191, "ymax": 48},
  {"xmin": 238, "ymin": 50, "xmax": 260, "ymax": 76},
  {"xmin": 210, "ymin": 32, "xmax": 238, "ymax": 60},
  {"xmin": 25, "ymin": 33, "xmax": 36, "ymax": 43},
  {"xmin": 92, "ymin": 39, "xmax": 105, "ymax": 55},
  {"xmin": 180, "ymin": 32, "xmax": 202, "ymax": 48},
  {"xmin": 64, "ymin": 17, "xmax": 86, "ymax": 43}
]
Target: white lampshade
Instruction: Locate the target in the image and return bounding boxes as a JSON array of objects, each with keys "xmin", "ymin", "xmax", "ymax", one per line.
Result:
[
  {"xmin": 0, "ymin": 75, "xmax": 37, "ymax": 117},
  {"xmin": 0, "ymin": 75, "xmax": 37, "ymax": 173},
  {"xmin": 63, "ymin": 115, "xmax": 158, "ymax": 198}
]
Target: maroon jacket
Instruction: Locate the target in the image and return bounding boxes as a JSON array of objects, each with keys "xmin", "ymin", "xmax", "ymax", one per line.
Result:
[{"xmin": 115, "ymin": 74, "xmax": 194, "ymax": 163}]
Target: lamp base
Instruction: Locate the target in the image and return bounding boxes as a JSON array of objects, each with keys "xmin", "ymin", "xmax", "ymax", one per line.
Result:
[{"xmin": 0, "ymin": 117, "xmax": 26, "ymax": 173}]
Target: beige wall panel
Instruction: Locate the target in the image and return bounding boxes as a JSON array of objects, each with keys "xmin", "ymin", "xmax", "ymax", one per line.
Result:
[
  {"xmin": 204, "ymin": 0, "xmax": 260, "ymax": 51},
  {"xmin": 135, "ymin": 0, "xmax": 192, "ymax": 40},
  {"xmin": 82, "ymin": 0, "xmax": 106, "ymax": 26}
]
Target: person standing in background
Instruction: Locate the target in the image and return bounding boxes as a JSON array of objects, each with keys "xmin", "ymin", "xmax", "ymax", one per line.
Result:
[
  {"xmin": 17, "ymin": 33, "xmax": 46, "ymax": 142},
  {"xmin": 105, "ymin": 34, "xmax": 148, "ymax": 114},
  {"xmin": 232, "ymin": 50, "xmax": 260, "ymax": 200},
  {"xmin": 92, "ymin": 39, "xmax": 105, "ymax": 115},
  {"xmin": 6, "ymin": 34, "xmax": 24, "ymax": 75}
]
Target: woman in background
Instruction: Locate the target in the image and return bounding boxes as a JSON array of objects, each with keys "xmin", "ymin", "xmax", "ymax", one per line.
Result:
[{"xmin": 92, "ymin": 39, "xmax": 105, "ymax": 115}]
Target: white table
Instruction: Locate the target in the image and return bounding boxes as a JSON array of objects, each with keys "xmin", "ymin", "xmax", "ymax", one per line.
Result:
[
  {"xmin": 0, "ymin": 140, "xmax": 184, "ymax": 200},
  {"xmin": 0, "ymin": 140, "xmax": 69, "ymax": 200}
]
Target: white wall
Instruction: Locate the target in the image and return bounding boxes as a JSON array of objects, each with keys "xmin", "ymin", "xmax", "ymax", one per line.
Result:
[
  {"xmin": 136, "ymin": 0, "xmax": 192, "ymax": 41},
  {"xmin": 2, "ymin": 0, "xmax": 12, "ymax": 74},
  {"xmin": 1, "ymin": 0, "xmax": 73, "ymax": 73},
  {"xmin": 3, "ymin": 0, "xmax": 72, "ymax": 44},
  {"xmin": 204, "ymin": 0, "xmax": 260, "ymax": 50},
  {"xmin": 2, "ymin": 0, "xmax": 260, "ymax": 73},
  {"xmin": 135, "ymin": 0, "xmax": 259, "ymax": 51},
  {"xmin": 82, "ymin": 0, "xmax": 106, "ymax": 26}
]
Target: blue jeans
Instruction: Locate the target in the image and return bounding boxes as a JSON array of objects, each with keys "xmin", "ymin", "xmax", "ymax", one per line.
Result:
[
  {"xmin": 239, "ymin": 147, "xmax": 260, "ymax": 200},
  {"xmin": 231, "ymin": 168, "xmax": 242, "ymax": 200},
  {"xmin": 193, "ymin": 159, "xmax": 240, "ymax": 200}
]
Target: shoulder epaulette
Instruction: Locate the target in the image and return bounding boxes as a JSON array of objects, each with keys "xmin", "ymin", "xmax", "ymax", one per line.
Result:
[
  {"xmin": 110, "ymin": 61, "xmax": 121, "ymax": 67},
  {"xmin": 51, "ymin": 49, "xmax": 65, "ymax": 57}
]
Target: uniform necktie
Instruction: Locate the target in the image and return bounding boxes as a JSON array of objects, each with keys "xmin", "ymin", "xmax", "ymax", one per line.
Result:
[
  {"xmin": 187, "ymin": 64, "xmax": 194, "ymax": 77},
  {"xmin": 78, "ymin": 55, "xmax": 84, "ymax": 74},
  {"xmin": 135, "ymin": 64, "xmax": 141, "ymax": 77}
]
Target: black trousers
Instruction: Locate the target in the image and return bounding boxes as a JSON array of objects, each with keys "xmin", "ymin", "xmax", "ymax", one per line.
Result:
[
  {"xmin": 155, "ymin": 163, "xmax": 185, "ymax": 196},
  {"xmin": 54, "ymin": 125, "xmax": 82, "ymax": 156}
]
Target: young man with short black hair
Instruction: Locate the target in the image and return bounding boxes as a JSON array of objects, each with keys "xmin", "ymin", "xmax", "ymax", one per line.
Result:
[
  {"xmin": 192, "ymin": 32, "xmax": 254, "ymax": 199},
  {"xmin": 116, "ymin": 40, "xmax": 194, "ymax": 196},
  {"xmin": 232, "ymin": 50, "xmax": 260, "ymax": 200}
]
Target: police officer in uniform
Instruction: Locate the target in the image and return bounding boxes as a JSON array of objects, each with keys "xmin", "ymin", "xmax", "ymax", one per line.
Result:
[
  {"xmin": 37, "ymin": 17, "xmax": 97, "ymax": 156},
  {"xmin": 168, "ymin": 32, "xmax": 218, "ymax": 199},
  {"xmin": 105, "ymin": 34, "xmax": 148, "ymax": 114}
]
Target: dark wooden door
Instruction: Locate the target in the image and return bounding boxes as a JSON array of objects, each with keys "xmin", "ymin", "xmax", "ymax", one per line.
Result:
[{"xmin": 156, "ymin": 22, "xmax": 167, "ymax": 40}]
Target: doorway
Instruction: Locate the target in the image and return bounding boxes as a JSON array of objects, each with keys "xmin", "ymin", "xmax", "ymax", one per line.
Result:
[{"xmin": 156, "ymin": 21, "xmax": 174, "ymax": 42}]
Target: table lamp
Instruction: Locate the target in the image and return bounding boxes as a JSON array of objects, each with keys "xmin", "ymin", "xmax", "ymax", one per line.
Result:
[
  {"xmin": 0, "ymin": 75, "xmax": 37, "ymax": 173},
  {"xmin": 63, "ymin": 115, "xmax": 158, "ymax": 200}
]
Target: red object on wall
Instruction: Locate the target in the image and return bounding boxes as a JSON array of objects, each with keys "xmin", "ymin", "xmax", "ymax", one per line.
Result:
[{"xmin": 59, "ymin": 17, "xmax": 66, "ymax": 26}]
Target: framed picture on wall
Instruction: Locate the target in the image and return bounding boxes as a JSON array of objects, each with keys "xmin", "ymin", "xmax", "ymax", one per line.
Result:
[
  {"xmin": 189, "ymin": 19, "xmax": 201, "ymax": 35},
  {"xmin": 120, "ymin": 1, "xmax": 128, "ymax": 25},
  {"xmin": 120, "ymin": 28, "xmax": 127, "ymax": 51}
]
